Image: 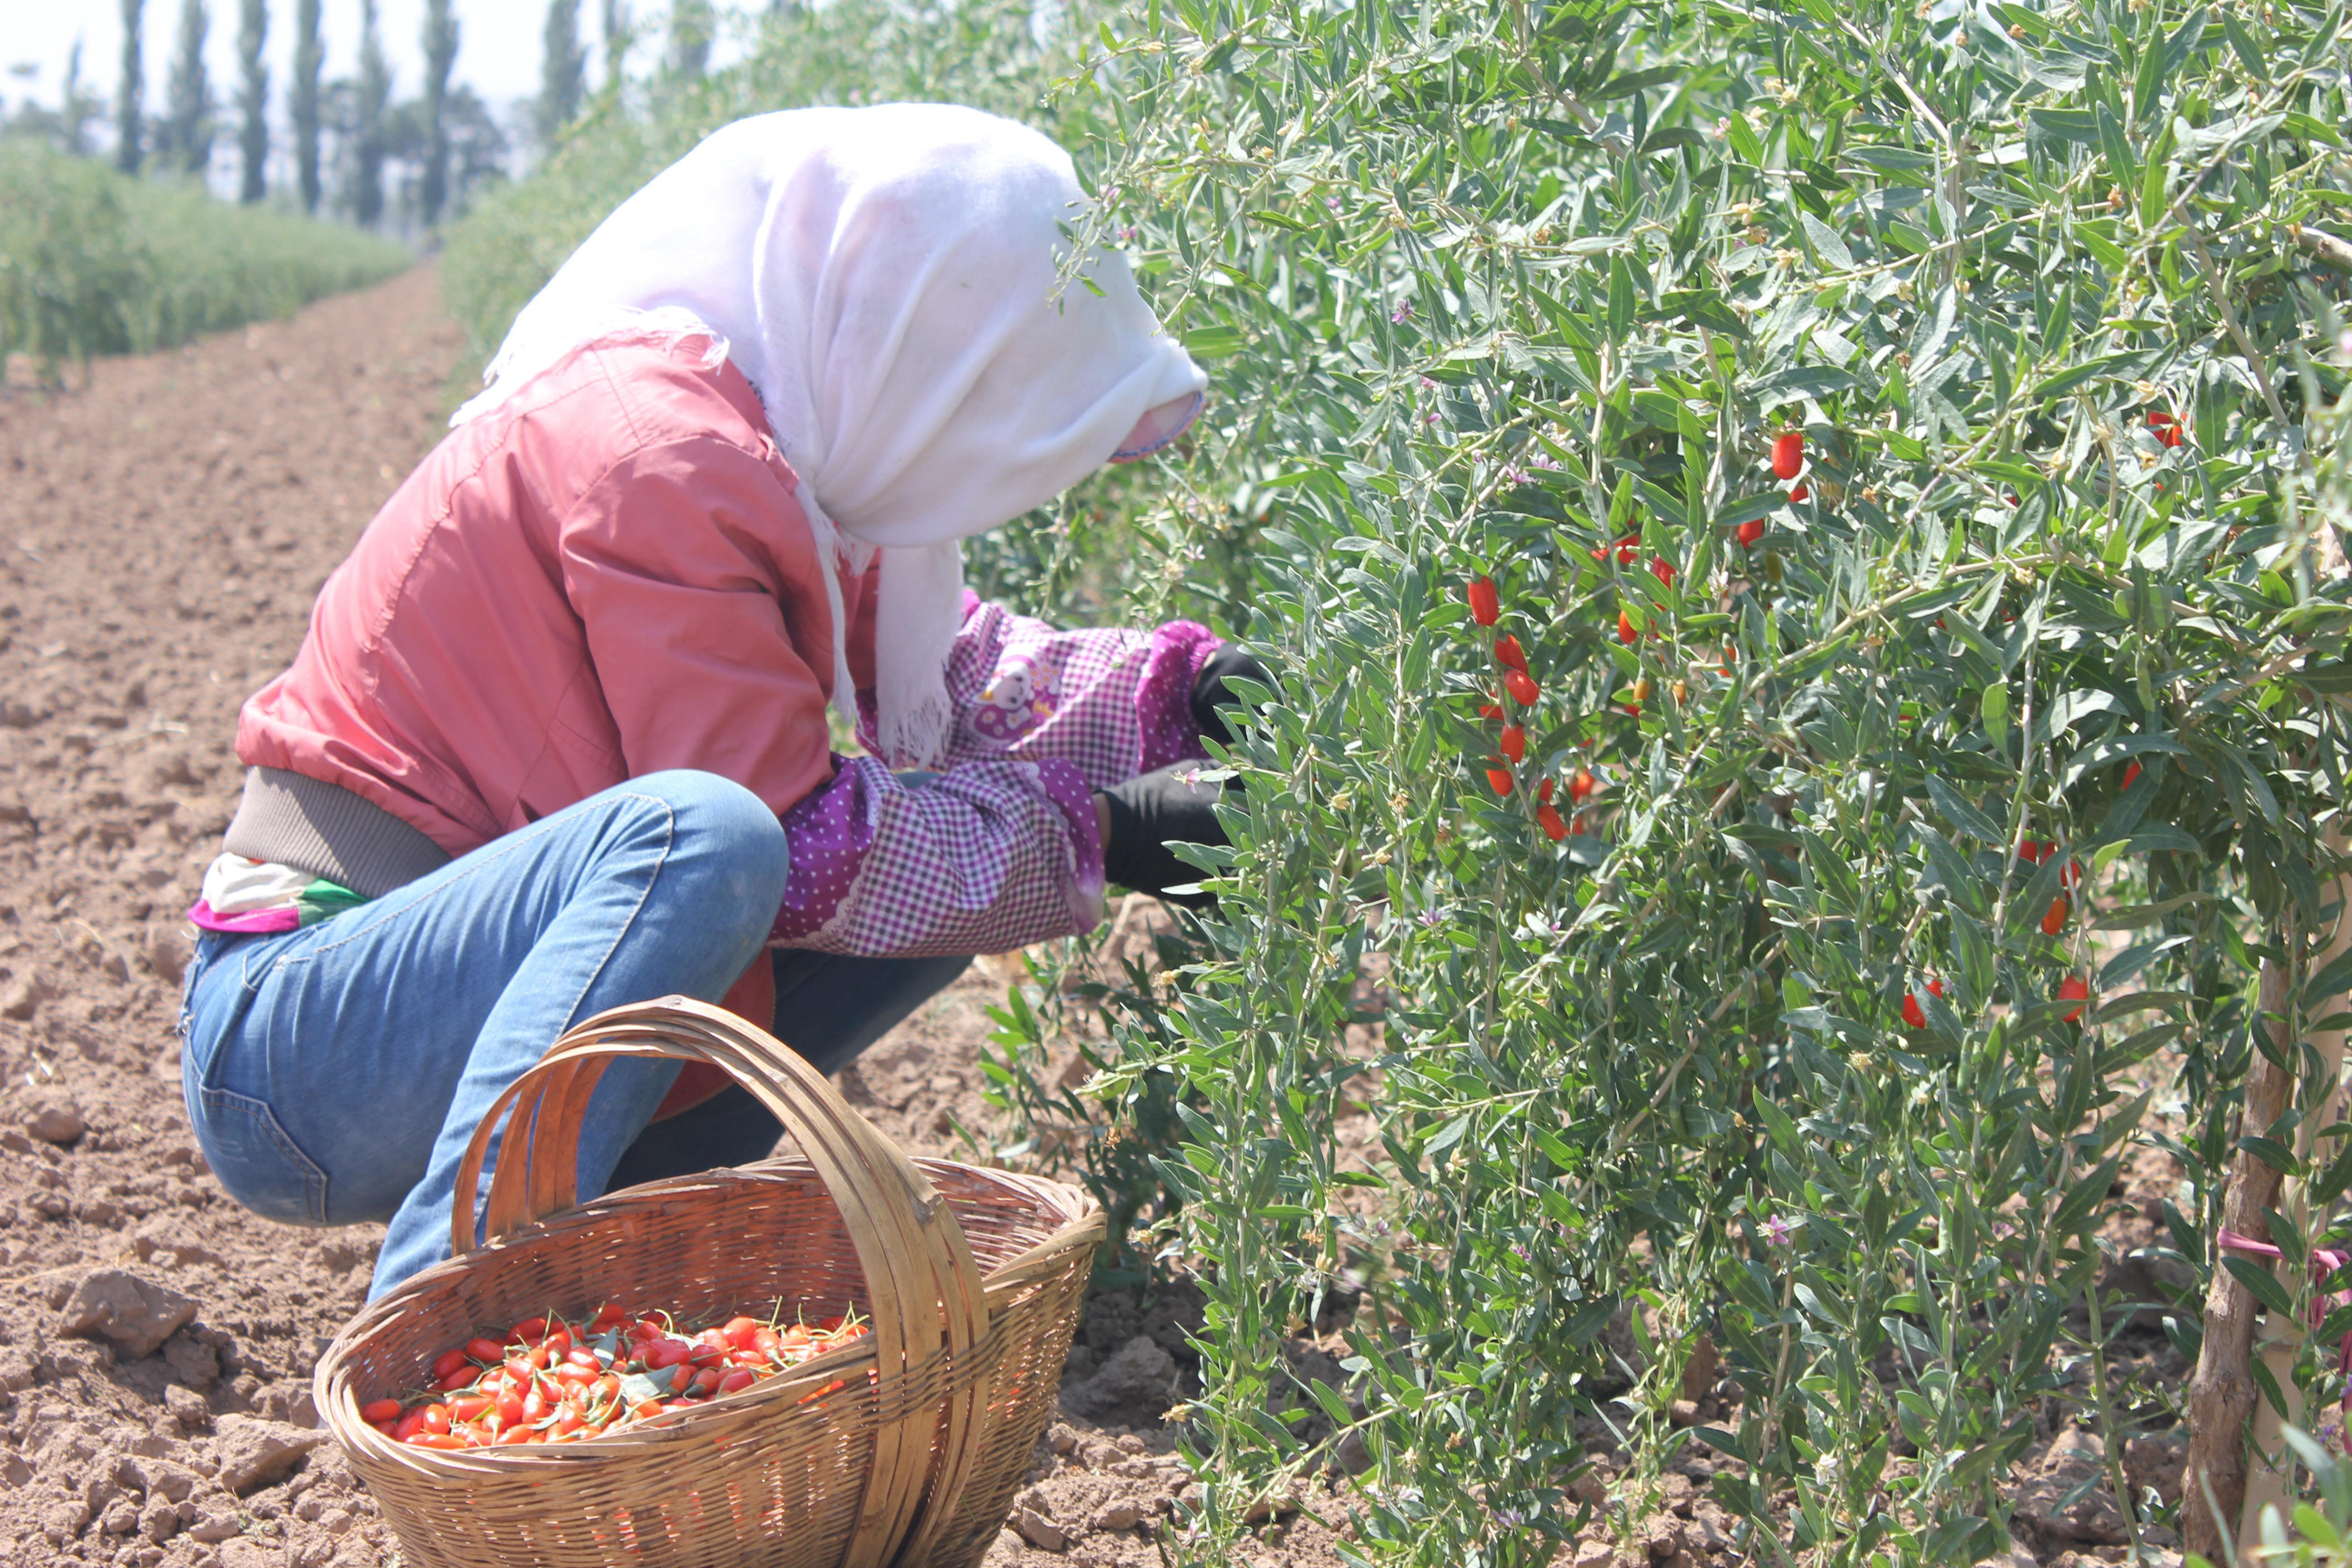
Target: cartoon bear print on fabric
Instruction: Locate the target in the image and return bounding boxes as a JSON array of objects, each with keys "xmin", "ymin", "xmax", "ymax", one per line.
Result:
[{"xmin": 970, "ymin": 652, "xmax": 1063, "ymax": 744}]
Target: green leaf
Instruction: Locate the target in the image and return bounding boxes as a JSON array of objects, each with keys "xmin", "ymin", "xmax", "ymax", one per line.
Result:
[
  {"xmin": 1752, "ymin": 364, "xmax": 1861, "ymax": 407},
  {"xmin": 1799, "ymin": 210, "xmax": 1855, "ymax": 270},
  {"xmin": 1602, "ymin": 254, "xmax": 1635, "ymax": 345},
  {"xmin": 2058, "ymin": 732, "xmax": 2192, "ymax": 788},
  {"xmin": 2097, "ymin": 99, "xmax": 2138, "ymax": 196},
  {"xmin": 2235, "ymin": 1135, "xmax": 2302, "ymax": 1176},
  {"xmin": 1926, "ymin": 776, "xmax": 2005, "ymax": 843},
  {"xmin": 1306, "ymin": 1377, "xmax": 1356, "ymax": 1425},
  {"xmin": 1425, "ymin": 1114, "xmax": 1473, "ymax": 1155},
  {"xmin": 1182, "ymin": 323, "xmax": 1248, "ymax": 359}
]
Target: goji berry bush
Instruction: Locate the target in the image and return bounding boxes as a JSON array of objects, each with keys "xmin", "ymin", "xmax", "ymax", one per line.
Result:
[
  {"xmin": 1034, "ymin": 0, "xmax": 2352, "ymax": 1563},
  {"xmin": 443, "ymin": 0, "xmax": 2352, "ymax": 1559}
]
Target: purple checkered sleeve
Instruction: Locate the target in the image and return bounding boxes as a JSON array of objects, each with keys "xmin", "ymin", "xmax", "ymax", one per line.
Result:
[
  {"xmin": 778, "ymin": 599, "xmax": 1218, "ymax": 956},
  {"xmin": 861, "ymin": 593, "xmax": 1223, "ymax": 786},
  {"xmin": 772, "ymin": 754, "xmax": 1104, "ymax": 956}
]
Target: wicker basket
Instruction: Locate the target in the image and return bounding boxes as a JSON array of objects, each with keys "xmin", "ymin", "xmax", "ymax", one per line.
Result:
[{"xmin": 313, "ymin": 997, "xmax": 1102, "ymax": 1568}]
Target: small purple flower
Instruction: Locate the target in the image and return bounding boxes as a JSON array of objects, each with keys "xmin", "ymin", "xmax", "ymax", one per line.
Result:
[
  {"xmin": 1419, "ymin": 376, "xmax": 1437, "ymax": 390},
  {"xmin": 1422, "ymin": 409, "xmax": 1440, "ymax": 426},
  {"xmin": 1503, "ymin": 466, "xmax": 1531, "ymax": 486},
  {"xmin": 1416, "ymin": 907, "xmax": 1445, "ymax": 928},
  {"xmin": 1532, "ymin": 453, "xmax": 1563, "ymax": 471},
  {"xmin": 1391, "ymin": 301, "xmax": 1415, "ymax": 323},
  {"xmin": 1763, "ymin": 1214, "xmax": 1795, "ymax": 1246},
  {"xmin": 1116, "ymin": 224, "xmax": 1137, "ymax": 242},
  {"xmin": 1325, "ymin": 196, "xmax": 1341, "ymax": 211}
]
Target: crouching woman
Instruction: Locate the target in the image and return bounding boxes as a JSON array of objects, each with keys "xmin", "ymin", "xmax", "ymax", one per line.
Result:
[{"xmin": 176, "ymin": 104, "xmax": 1250, "ymax": 1299}]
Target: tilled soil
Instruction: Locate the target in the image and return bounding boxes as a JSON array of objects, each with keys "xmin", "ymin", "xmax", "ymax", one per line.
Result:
[
  {"xmin": 0, "ymin": 269, "xmax": 1357, "ymax": 1568},
  {"xmin": 0, "ymin": 268, "xmax": 2187, "ymax": 1568}
]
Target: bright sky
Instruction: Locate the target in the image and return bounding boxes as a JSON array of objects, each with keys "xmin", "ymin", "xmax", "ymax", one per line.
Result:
[{"xmin": 2, "ymin": 2, "xmax": 755, "ymax": 127}]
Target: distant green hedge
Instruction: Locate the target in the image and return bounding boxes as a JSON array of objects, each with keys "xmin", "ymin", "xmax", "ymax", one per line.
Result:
[{"xmin": 0, "ymin": 141, "xmax": 412, "ymax": 370}]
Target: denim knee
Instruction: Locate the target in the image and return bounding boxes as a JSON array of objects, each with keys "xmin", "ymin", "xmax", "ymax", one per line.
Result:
[{"xmin": 629, "ymin": 770, "xmax": 790, "ymax": 922}]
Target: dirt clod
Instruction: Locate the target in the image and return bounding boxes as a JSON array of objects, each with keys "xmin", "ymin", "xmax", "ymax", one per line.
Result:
[
  {"xmin": 22, "ymin": 1098, "xmax": 83, "ymax": 1144},
  {"xmin": 210, "ymin": 1416, "xmax": 330, "ymax": 1494},
  {"xmin": 1062, "ymin": 1334, "xmax": 1178, "ymax": 1422},
  {"xmin": 1015, "ymin": 1504, "xmax": 1069, "ymax": 1551},
  {"xmin": 56, "ymin": 1268, "xmax": 197, "ymax": 1358}
]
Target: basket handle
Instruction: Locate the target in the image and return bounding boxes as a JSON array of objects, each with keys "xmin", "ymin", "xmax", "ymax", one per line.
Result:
[{"xmin": 449, "ymin": 996, "xmax": 990, "ymax": 1568}]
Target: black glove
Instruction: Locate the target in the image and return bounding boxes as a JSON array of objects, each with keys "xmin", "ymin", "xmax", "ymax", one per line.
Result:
[
  {"xmin": 1191, "ymin": 645, "xmax": 1271, "ymax": 750},
  {"xmin": 1101, "ymin": 764, "xmax": 1230, "ymax": 908}
]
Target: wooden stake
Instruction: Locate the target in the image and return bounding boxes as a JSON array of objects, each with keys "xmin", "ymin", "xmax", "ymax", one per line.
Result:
[
  {"xmin": 2236, "ymin": 861, "xmax": 2352, "ymax": 1553},
  {"xmin": 2184, "ymin": 954, "xmax": 2296, "ymax": 1561}
]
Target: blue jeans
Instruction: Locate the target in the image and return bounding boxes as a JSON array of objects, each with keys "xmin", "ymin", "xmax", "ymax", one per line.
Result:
[{"xmin": 177, "ymin": 771, "xmax": 970, "ymax": 1299}]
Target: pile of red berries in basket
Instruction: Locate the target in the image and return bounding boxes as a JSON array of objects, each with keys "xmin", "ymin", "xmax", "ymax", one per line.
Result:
[{"xmin": 358, "ymin": 1301, "xmax": 872, "ymax": 1448}]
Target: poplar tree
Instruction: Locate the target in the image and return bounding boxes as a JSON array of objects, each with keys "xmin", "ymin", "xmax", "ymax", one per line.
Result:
[
  {"xmin": 115, "ymin": 0, "xmax": 145, "ymax": 174},
  {"xmin": 60, "ymin": 39, "xmax": 98, "ymax": 157},
  {"xmin": 600, "ymin": 0, "xmax": 632, "ymax": 91},
  {"xmin": 419, "ymin": 0, "xmax": 458, "ymax": 225},
  {"xmin": 536, "ymin": 0, "xmax": 586, "ymax": 147},
  {"xmin": 665, "ymin": 0, "xmax": 713, "ymax": 80},
  {"xmin": 349, "ymin": 0, "xmax": 390, "ymax": 227},
  {"xmin": 235, "ymin": 0, "xmax": 267, "ymax": 202},
  {"xmin": 161, "ymin": 0, "xmax": 212, "ymax": 177},
  {"xmin": 291, "ymin": 0, "xmax": 322, "ymax": 213}
]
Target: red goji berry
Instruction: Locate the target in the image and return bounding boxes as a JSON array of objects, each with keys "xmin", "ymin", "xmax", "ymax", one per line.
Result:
[
  {"xmin": 2122, "ymin": 760, "xmax": 2143, "ymax": 789},
  {"xmin": 1737, "ymin": 517, "xmax": 1764, "ymax": 549},
  {"xmin": 1569, "ymin": 768, "xmax": 1597, "ymax": 804},
  {"xmin": 2059, "ymin": 976, "xmax": 2090, "ymax": 1022},
  {"xmin": 1494, "ymin": 634, "xmax": 1527, "ymax": 671},
  {"xmin": 2148, "ymin": 410, "xmax": 2183, "ymax": 448},
  {"xmin": 1467, "ymin": 576, "xmax": 1500, "ymax": 626},
  {"xmin": 1772, "ymin": 429, "xmax": 1805, "ymax": 480},
  {"xmin": 1499, "ymin": 725, "xmax": 1526, "ymax": 763},
  {"xmin": 2042, "ymin": 894, "xmax": 2069, "ymax": 936},
  {"xmin": 1901, "ymin": 977, "xmax": 1944, "ymax": 1029},
  {"xmin": 1504, "ymin": 669, "xmax": 1540, "ymax": 706},
  {"xmin": 1537, "ymin": 804, "xmax": 1568, "ymax": 841},
  {"xmin": 1486, "ymin": 767, "xmax": 1514, "ymax": 797},
  {"xmin": 1788, "ymin": 483, "xmax": 1809, "ymax": 503},
  {"xmin": 1650, "ymin": 557, "xmax": 1676, "ymax": 587},
  {"xmin": 1617, "ymin": 609, "xmax": 1637, "ymax": 644}
]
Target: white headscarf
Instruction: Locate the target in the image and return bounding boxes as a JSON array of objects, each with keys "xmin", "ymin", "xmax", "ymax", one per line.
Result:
[{"xmin": 452, "ymin": 103, "xmax": 1206, "ymax": 767}]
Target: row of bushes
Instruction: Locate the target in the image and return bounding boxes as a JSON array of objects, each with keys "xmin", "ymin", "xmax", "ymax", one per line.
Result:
[{"xmin": 0, "ymin": 142, "xmax": 412, "ymax": 374}]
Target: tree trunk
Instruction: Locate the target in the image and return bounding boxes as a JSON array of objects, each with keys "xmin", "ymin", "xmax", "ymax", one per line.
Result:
[{"xmin": 2183, "ymin": 954, "xmax": 2296, "ymax": 1560}]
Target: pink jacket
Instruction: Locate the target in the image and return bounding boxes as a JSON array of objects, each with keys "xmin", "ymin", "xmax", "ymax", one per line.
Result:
[
  {"xmin": 241, "ymin": 329, "xmax": 866, "ymax": 845},
  {"xmin": 232, "ymin": 328, "xmax": 1216, "ymax": 958}
]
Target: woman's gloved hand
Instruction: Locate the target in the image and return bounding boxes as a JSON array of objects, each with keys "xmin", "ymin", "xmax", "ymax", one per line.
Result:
[
  {"xmin": 1191, "ymin": 645, "xmax": 1272, "ymax": 749},
  {"xmin": 1099, "ymin": 764, "xmax": 1230, "ymax": 908}
]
